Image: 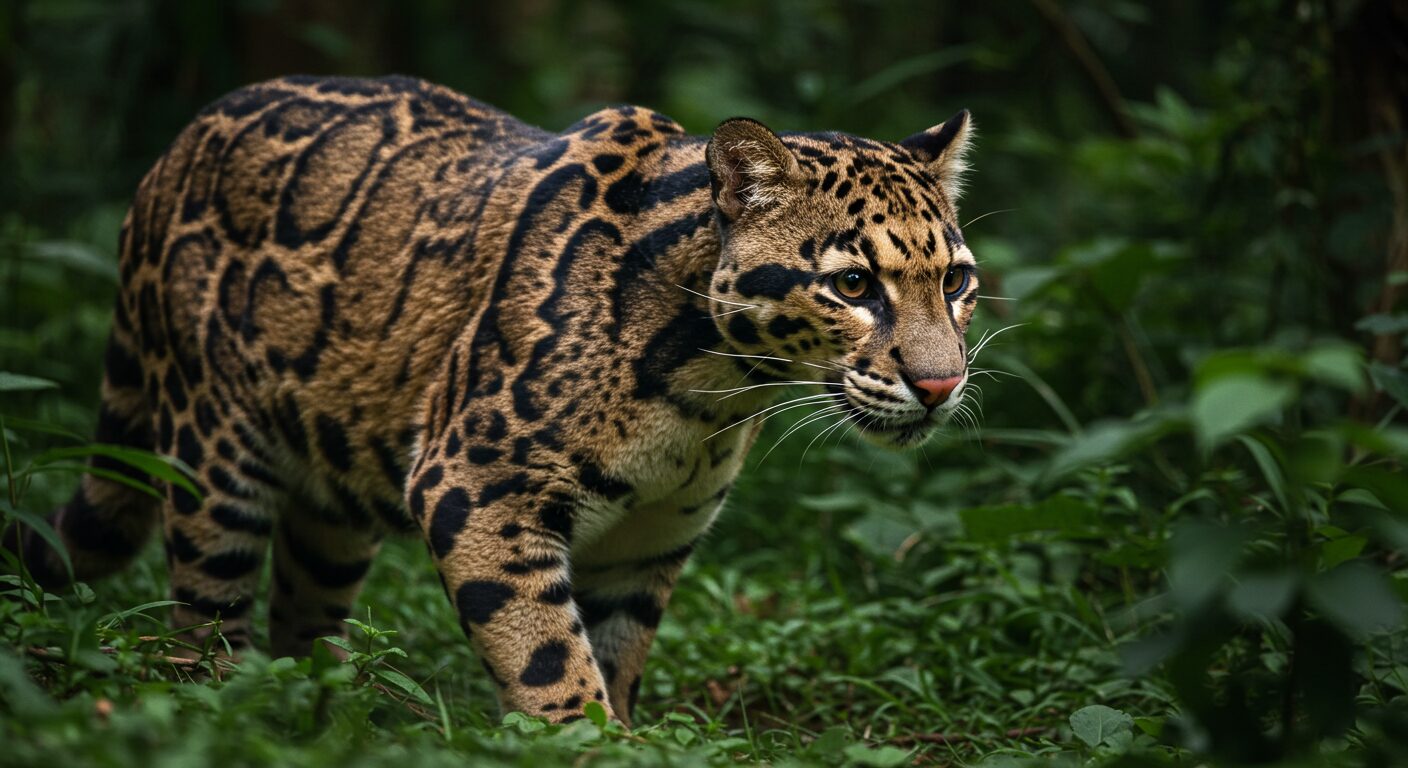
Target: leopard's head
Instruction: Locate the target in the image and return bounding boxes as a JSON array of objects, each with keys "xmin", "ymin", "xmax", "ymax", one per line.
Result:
[{"xmin": 705, "ymin": 112, "xmax": 978, "ymax": 449}]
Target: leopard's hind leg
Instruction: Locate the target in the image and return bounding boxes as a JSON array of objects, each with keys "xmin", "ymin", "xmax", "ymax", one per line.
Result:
[
  {"xmin": 2, "ymin": 321, "xmax": 161, "ymax": 587},
  {"xmin": 267, "ymin": 508, "xmax": 380, "ymax": 657}
]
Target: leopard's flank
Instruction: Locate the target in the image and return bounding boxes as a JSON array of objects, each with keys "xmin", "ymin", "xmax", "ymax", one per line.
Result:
[{"xmin": 5, "ymin": 76, "xmax": 980, "ymax": 724}]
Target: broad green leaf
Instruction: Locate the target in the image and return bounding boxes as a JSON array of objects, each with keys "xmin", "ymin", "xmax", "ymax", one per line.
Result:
[
  {"xmin": 583, "ymin": 700, "xmax": 609, "ymax": 727},
  {"xmin": 1227, "ymin": 570, "xmax": 1298, "ymax": 620},
  {"xmin": 842, "ymin": 743, "xmax": 912, "ymax": 767},
  {"xmin": 1192, "ymin": 374, "xmax": 1293, "ymax": 448},
  {"xmin": 1355, "ymin": 313, "xmax": 1408, "ymax": 335},
  {"xmin": 1307, "ymin": 563, "xmax": 1405, "ymax": 638},
  {"xmin": 1043, "ymin": 413, "xmax": 1179, "ymax": 481},
  {"xmin": 1167, "ymin": 520, "xmax": 1249, "ymax": 610},
  {"xmin": 1301, "ymin": 345, "xmax": 1366, "ymax": 393},
  {"xmin": 1069, "ymin": 704, "xmax": 1133, "ymax": 748},
  {"xmin": 0, "ymin": 373, "xmax": 59, "ymax": 392},
  {"xmin": 960, "ymin": 495, "xmax": 1098, "ymax": 541},
  {"xmin": 1319, "ymin": 534, "xmax": 1367, "ymax": 570},
  {"xmin": 1368, "ymin": 361, "xmax": 1408, "ymax": 409},
  {"xmin": 844, "ymin": 513, "xmax": 915, "ymax": 559}
]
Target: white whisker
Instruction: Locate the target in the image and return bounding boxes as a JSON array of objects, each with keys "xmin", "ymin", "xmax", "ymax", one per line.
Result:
[
  {"xmin": 675, "ymin": 283, "xmax": 756, "ymax": 309},
  {"xmin": 963, "ymin": 208, "xmax": 1018, "ymax": 228},
  {"xmin": 702, "ymin": 392, "xmax": 844, "ymax": 442},
  {"xmin": 758, "ymin": 404, "xmax": 849, "ymax": 464},
  {"xmin": 802, "ymin": 407, "xmax": 862, "ymax": 463},
  {"xmin": 967, "ymin": 322, "xmax": 1028, "ymax": 362}
]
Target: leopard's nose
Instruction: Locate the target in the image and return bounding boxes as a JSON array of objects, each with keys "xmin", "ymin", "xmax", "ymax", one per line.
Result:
[{"xmin": 908, "ymin": 375, "xmax": 963, "ymax": 408}]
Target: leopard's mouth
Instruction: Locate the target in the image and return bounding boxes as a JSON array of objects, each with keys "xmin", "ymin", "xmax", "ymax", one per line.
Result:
[{"xmin": 842, "ymin": 398, "xmax": 951, "ymax": 449}]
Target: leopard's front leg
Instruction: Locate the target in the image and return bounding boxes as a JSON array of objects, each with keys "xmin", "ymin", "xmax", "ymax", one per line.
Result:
[{"xmin": 409, "ymin": 461, "xmax": 611, "ymax": 722}]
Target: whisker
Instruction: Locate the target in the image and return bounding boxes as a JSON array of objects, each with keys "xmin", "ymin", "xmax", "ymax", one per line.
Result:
[
  {"xmin": 977, "ymin": 295, "xmax": 1017, "ymax": 301},
  {"xmin": 967, "ymin": 322, "xmax": 1028, "ymax": 362},
  {"xmin": 802, "ymin": 407, "xmax": 861, "ymax": 463},
  {"xmin": 675, "ymin": 283, "xmax": 756, "ymax": 309},
  {"xmin": 963, "ymin": 207, "xmax": 1018, "ymax": 228},
  {"xmin": 759, "ymin": 404, "xmax": 849, "ymax": 464},
  {"xmin": 690, "ymin": 380, "xmax": 847, "ymax": 401},
  {"xmin": 698, "ymin": 348, "xmax": 792, "ymax": 366},
  {"xmin": 702, "ymin": 392, "xmax": 844, "ymax": 442}
]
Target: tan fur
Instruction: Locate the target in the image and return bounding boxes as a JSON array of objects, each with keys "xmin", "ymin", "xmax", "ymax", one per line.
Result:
[{"xmin": 4, "ymin": 76, "xmax": 979, "ymax": 725}]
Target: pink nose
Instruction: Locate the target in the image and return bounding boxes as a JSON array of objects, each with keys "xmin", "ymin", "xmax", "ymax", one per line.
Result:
[{"xmin": 911, "ymin": 375, "xmax": 963, "ymax": 407}]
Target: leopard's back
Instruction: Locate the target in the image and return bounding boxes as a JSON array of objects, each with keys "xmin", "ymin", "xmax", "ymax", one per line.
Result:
[{"xmin": 119, "ymin": 76, "xmax": 551, "ymax": 524}]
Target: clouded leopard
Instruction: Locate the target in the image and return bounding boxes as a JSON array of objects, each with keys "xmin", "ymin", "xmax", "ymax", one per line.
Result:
[{"xmin": 4, "ymin": 75, "xmax": 979, "ymax": 724}]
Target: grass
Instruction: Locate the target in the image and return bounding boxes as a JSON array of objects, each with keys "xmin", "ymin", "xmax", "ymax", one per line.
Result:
[{"xmin": 2, "ymin": 381, "xmax": 1182, "ymax": 767}]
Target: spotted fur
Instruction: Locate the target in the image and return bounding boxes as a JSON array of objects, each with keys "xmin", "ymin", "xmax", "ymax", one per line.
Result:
[{"xmin": 3, "ymin": 76, "xmax": 980, "ymax": 724}]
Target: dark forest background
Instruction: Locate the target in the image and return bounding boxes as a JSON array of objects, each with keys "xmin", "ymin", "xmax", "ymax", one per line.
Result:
[{"xmin": 2, "ymin": 1, "xmax": 1407, "ymax": 766}]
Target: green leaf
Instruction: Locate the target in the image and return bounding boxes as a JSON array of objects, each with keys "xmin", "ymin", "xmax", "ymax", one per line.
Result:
[
  {"xmin": 1227, "ymin": 570, "xmax": 1298, "ymax": 620},
  {"xmin": 583, "ymin": 700, "xmax": 608, "ymax": 727},
  {"xmin": 0, "ymin": 414, "xmax": 84, "ymax": 441},
  {"xmin": 1307, "ymin": 563, "xmax": 1405, "ymax": 638},
  {"xmin": 320, "ymin": 636, "xmax": 356, "ymax": 654},
  {"xmin": 1301, "ymin": 344, "xmax": 1366, "ymax": 393},
  {"xmin": 33, "ymin": 443, "xmax": 200, "ymax": 498},
  {"xmin": 1368, "ymin": 361, "xmax": 1408, "ymax": 409},
  {"xmin": 372, "ymin": 667, "xmax": 434, "ymax": 706},
  {"xmin": 25, "ymin": 462, "xmax": 167, "ymax": 501},
  {"xmin": 0, "ymin": 372, "xmax": 59, "ymax": 392},
  {"xmin": 1236, "ymin": 435, "xmax": 1290, "ymax": 513},
  {"xmin": 960, "ymin": 495, "xmax": 1098, "ymax": 541},
  {"xmin": 844, "ymin": 513, "xmax": 915, "ymax": 559},
  {"xmin": 1192, "ymin": 374, "xmax": 1293, "ymax": 448},
  {"xmin": 0, "ymin": 500, "xmax": 73, "ymax": 583},
  {"xmin": 1042, "ymin": 413, "xmax": 1179, "ymax": 481},
  {"xmin": 1319, "ymin": 534, "xmax": 1367, "ymax": 570},
  {"xmin": 1069, "ymin": 704, "xmax": 1133, "ymax": 748},
  {"xmin": 1355, "ymin": 313, "xmax": 1408, "ymax": 335},
  {"xmin": 842, "ymin": 743, "xmax": 912, "ymax": 767}
]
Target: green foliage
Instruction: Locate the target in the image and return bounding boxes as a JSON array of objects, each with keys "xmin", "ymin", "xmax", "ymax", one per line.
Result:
[{"xmin": 3, "ymin": 0, "xmax": 1406, "ymax": 765}]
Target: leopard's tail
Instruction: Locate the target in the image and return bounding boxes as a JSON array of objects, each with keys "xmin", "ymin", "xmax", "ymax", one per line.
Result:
[{"xmin": 3, "ymin": 272, "xmax": 161, "ymax": 589}]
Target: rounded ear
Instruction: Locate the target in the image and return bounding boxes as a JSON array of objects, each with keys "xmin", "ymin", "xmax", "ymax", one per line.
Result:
[
  {"xmin": 706, "ymin": 118, "xmax": 801, "ymax": 222},
  {"xmin": 900, "ymin": 109, "xmax": 975, "ymax": 202}
]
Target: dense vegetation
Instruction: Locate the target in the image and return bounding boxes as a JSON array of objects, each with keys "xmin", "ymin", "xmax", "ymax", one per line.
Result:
[{"xmin": 3, "ymin": 1, "xmax": 1406, "ymax": 765}]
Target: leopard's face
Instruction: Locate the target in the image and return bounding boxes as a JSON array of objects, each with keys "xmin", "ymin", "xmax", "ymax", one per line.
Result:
[{"xmin": 706, "ymin": 113, "xmax": 978, "ymax": 448}]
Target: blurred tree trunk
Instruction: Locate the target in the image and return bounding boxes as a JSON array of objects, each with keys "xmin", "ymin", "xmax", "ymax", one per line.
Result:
[{"xmin": 1338, "ymin": 0, "xmax": 1408, "ymax": 416}]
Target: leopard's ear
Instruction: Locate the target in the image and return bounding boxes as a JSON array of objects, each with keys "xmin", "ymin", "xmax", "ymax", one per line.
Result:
[
  {"xmin": 706, "ymin": 118, "xmax": 802, "ymax": 222},
  {"xmin": 900, "ymin": 109, "xmax": 974, "ymax": 202}
]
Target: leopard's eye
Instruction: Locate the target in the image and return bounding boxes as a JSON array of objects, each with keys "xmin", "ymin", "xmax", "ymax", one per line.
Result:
[
  {"xmin": 942, "ymin": 266, "xmax": 971, "ymax": 298},
  {"xmin": 833, "ymin": 269, "xmax": 873, "ymax": 300}
]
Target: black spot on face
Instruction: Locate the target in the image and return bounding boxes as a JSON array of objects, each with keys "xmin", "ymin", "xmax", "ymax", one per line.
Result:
[
  {"xmin": 766, "ymin": 315, "xmax": 811, "ymax": 339},
  {"xmin": 727, "ymin": 313, "xmax": 760, "ymax": 345},
  {"xmin": 735, "ymin": 265, "xmax": 811, "ymax": 300}
]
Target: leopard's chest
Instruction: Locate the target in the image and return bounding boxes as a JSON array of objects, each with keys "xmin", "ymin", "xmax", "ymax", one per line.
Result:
[{"xmin": 570, "ymin": 403, "xmax": 761, "ymax": 567}]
